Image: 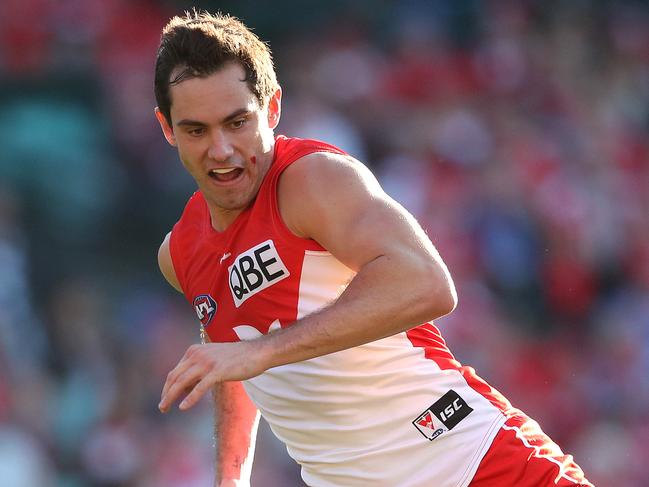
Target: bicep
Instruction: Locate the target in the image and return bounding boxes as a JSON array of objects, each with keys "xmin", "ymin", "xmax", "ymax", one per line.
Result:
[
  {"xmin": 158, "ymin": 232, "xmax": 183, "ymax": 293},
  {"xmin": 280, "ymin": 154, "xmax": 442, "ymax": 272},
  {"xmin": 279, "ymin": 152, "xmax": 456, "ymax": 325}
]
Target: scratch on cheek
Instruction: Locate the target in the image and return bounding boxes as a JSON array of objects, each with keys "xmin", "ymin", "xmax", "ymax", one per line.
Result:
[{"xmin": 250, "ymin": 156, "xmax": 257, "ymax": 165}]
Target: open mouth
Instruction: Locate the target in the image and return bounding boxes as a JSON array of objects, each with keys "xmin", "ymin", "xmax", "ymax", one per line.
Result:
[{"xmin": 208, "ymin": 168, "xmax": 244, "ymax": 183}]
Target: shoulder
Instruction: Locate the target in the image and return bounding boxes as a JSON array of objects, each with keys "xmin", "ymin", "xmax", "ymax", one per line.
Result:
[
  {"xmin": 279, "ymin": 151, "xmax": 380, "ymax": 198},
  {"xmin": 277, "ymin": 151, "xmax": 384, "ymax": 239},
  {"xmin": 274, "ymin": 135, "xmax": 347, "ymax": 163}
]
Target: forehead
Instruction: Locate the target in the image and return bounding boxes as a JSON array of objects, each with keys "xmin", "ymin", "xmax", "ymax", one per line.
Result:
[{"xmin": 168, "ymin": 63, "xmax": 260, "ymax": 123}]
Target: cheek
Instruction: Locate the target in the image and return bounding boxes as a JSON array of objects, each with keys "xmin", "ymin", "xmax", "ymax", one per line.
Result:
[
  {"xmin": 177, "ymin": 144, "xmax": 202, "ymax": 168},
  {"xmin": 178, "ymin": 152, "xmax": 200, "ymax": 176}
]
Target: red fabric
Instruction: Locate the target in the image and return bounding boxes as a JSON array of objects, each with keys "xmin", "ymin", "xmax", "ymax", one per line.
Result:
[
  {"xmin": 169, "ymin": 135, "xmax": 346, "ymax": 344},
  {"xmin": 470, "ymin": 415, "xmax": 593, "ymax": 487},
  {"xmin": 406, "ymin": 323, "xmax": 513, "ymax": 413},
  {"xmin": 406, "ymin": 324, "xmax": 593, "ymax": 486}
]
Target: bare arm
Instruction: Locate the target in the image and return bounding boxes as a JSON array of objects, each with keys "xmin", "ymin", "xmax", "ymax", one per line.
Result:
[
  {"xmin": 261, "ymin": 152, "xmax": 457, "ymax": 366},
  {"xmin": 213, "ymin": 382, "xmax": 260, "ymax": 487},
  {"xmin": 158, "ymin": 234, "xmax": 260, "ymax": 486},
  {"xmin": 159, "ymin": 152, "xmax": 457, "ymax": 409}
]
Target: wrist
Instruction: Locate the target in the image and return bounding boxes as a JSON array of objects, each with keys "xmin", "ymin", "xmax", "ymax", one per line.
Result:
[{"xmin": 253, "ymin": 330, "xmax": 281, "ymax": 372}]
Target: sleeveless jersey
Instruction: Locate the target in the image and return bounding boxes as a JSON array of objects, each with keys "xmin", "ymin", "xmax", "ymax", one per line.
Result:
[{"xmin": 170, "ymin": 135, "xmax": 513, "ymax": 487}]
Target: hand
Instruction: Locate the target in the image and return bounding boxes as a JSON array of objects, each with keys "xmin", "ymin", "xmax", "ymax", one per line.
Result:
[{"xmin": 159, "ymin": 341, "xmax": 265, "ymax": 412}]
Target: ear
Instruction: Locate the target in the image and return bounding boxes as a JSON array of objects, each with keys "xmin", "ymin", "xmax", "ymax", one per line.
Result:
[
  {"xmin": 155, "ymin": 107, "xmax": 177, "ymax": 147},
  {"xmin": 267, "ymin": 87, "xmax": 282, "ymax": 130}
]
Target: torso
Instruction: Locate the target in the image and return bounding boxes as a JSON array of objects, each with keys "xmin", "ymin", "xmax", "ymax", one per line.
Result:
[{"xmin": 170, "ymin": 135, "xmax": 513, "ymax": 487}]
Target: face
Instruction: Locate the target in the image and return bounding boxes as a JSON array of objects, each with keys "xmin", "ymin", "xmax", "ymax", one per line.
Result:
[{"xmin": 156, "ymin": 63, "xmax": 281, "ymax": 230}]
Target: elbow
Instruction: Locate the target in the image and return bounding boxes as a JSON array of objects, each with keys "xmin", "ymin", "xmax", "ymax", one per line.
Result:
[
  {"xmin": 436, "ymin": 283, "xmax": 458, "ymax": 318},
  {"xmin": 417, "ymin": 265, "xmax": 458, "ymax": 320},
  {"xmin": 429, "ymin": 283, "xmax": 457, "ymax": 319}
]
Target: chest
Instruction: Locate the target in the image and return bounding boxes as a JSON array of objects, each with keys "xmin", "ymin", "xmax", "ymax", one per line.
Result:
[{"xmin": 184, "ymin": 230, "xmax": 306, "ymax": 343}]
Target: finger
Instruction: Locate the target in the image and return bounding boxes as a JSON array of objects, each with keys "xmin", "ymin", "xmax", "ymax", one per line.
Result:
[
  {"xmin": 179, "ymin": 373, "xmax": 219, "ymax": 411},
  {"xmin": 160, "ymin": 365, "xmax": 202, "ymax": 411},
  {"xmin": 161, "ymin": 371, "xmax": 176, "ymax": 404},
  {"xmin": 161, "ymin": 345, "xmax": 202, "ymax": 401},
  {"xmin": 159, "ymin": 365, "xmax": 203, "ymax": 412}
]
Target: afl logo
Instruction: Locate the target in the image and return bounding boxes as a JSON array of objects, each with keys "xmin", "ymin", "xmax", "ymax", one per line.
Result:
[{"xmin": 193, "ymin": 294, "xmax": 217, "ymax": 326}]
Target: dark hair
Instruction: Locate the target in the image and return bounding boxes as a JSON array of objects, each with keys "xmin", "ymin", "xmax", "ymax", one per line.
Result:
[{"xmin": 154, "ymin": 11, "xmax": 278, "ymax": 124}]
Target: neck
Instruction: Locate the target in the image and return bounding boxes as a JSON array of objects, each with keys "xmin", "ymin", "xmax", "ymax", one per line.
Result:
[{"xmin": 209, "ymin": 206, "xmax": 245, "ymax": 232}]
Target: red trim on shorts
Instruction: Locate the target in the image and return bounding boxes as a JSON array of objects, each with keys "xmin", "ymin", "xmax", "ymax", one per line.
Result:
[
  {"xmin": 469, "ymin": 415, "xmax": 593, "ymax": 487},
  {"xmin": 406, "ymin": 326, "xmax": 592, "ymax": 486}
]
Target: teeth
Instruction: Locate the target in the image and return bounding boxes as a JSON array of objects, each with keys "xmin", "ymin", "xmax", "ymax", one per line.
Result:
[{"xmin": 210, "ymin": 168, "xmax": 237, "ymax": 174}]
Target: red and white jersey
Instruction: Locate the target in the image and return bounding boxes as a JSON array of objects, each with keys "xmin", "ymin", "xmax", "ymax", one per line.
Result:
[{"xmin": 170, "ymin": 136, "xmax": 514, "ymax": 487}]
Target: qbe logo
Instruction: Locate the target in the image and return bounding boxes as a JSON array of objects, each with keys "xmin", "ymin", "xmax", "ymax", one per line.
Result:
[
  {"xmin": 413, "ymin": 390, "xmax": 473, "ymax": 441},
  {"xmin": 228, "ymin": 240, "xmax": 289, "ymax": 308},
  {"xmin": 193, "ymin": 294, "xmax": 217, "ymax": 326}
]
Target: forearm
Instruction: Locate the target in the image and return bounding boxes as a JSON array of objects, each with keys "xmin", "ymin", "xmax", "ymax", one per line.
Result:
[
  {"xmin": 214, "ymin": 381, "xmax": 260, "ymax": 485},
  {"xmin": 259, "ymin": 250, "xmax": 456, "ymax": 370}
]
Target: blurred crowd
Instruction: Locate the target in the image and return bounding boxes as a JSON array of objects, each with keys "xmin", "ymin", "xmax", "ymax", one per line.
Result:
[{"xmin": 1, "ymin": 0, "xmax": 648, "ymax": 485}]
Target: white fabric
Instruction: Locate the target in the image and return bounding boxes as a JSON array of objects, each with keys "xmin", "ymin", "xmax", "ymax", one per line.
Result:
[{"xmin": 243, "ymin": 252, "xmax": 505, "ymax": 487}]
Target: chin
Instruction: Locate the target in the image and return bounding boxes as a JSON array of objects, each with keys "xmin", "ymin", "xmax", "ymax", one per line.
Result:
[{"xmin": 214, "ymin": 195, "xmax": 252, "ymax": 211}]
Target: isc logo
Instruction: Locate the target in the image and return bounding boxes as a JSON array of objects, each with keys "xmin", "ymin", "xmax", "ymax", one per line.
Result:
[
  {"xmin": 430, "ymin": 390, "xmax": 473, "ymax": 430},
  {"xmin": 228, "ymin": 240, "xmax": 290, "ymax": 308},
  {"xmin": 412, "ymin": 390, "xmax": 473, "ymax": 441},
  {"xmin": 439, "ymin": 398, "xmax": 464, "ymax": 422}
]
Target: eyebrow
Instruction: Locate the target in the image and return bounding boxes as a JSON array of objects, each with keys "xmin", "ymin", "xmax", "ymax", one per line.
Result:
[{"xmin": 175, "ymin": 108, "xmax": 251, "ymax": 127}]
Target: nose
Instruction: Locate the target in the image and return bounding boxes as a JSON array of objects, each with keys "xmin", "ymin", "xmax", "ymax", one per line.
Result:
[{"xmin": 207, "ymin": 130, "xmax": 234, "ymax": 161}]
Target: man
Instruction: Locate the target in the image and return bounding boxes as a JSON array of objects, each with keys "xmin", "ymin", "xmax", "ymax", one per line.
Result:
[{"xmin": 154, "ymin": 11, "xmax": 592, "ymax": 487}]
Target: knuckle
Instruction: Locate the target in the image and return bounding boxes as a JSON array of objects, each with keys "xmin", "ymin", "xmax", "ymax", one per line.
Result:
[
  {"xmin": 187, "ymin": 344, "xmax": 206, "ymax": 359},
  {"xmin": 175, "ymin": 371, "xmax": 190, "ymax": 387}
]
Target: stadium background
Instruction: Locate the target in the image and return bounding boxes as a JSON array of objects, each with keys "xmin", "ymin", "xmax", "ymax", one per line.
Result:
[{"xmin": 1, "ymin": 0, "xmax": 648, "ymax": 485}]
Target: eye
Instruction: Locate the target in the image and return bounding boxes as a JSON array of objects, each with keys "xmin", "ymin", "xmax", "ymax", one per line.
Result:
[
  {"xmin": 188, "ymin": 127, "xmax": 205, "ymax": 137},
  {"xmin": 230, "ymin": 118, "xmax": 246, "ymax": 129}
]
